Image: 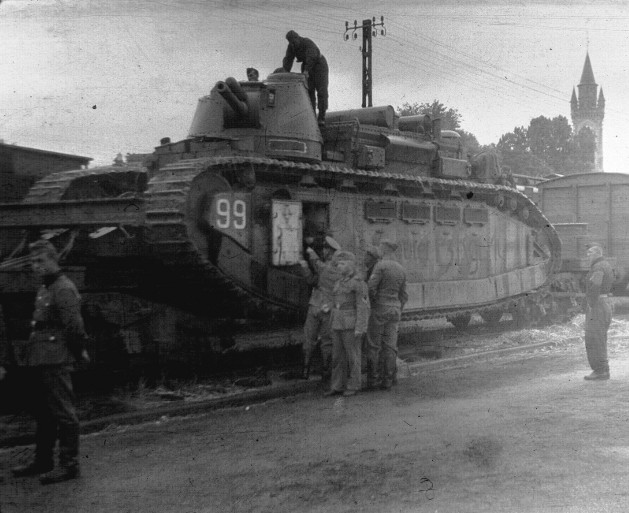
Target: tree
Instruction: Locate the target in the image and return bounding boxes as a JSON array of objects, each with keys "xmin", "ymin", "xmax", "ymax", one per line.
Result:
[
  {"xmin": 397, "ymin": 100, "xmax": 462, "ymax": 130},
  {"xmin": 570, "ymin": 127, "xmax": 596, "ymax": 174},
  {"xmin": 527, "ymin": 116, "xmax": 573, "ymax": 175},
  {"xmin": 496, "ymin": 115, "xmax": 595, "ymax": 177}
]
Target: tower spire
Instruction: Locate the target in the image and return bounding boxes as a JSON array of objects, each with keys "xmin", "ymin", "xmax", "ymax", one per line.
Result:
[
  {"xmin": 571, "ymin": 52, "xmax": 604, "ymax": 172},
  {"xmin": 580, "ymin": 52, "xmax": 596, "ymax": 85}
]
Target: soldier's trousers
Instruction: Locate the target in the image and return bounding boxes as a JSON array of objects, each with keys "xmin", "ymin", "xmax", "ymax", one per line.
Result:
[
  {"xmin": 584, "ymin": 299, "xmax": 612, "ymax": 374},
  {"xmin": 330, "ymin": 329, "xmax": 362, "ymax": 392},
  {"xmin": 303, "ymin": 307, "xmax": 333, "ymax": 376},
  {"xmin": 367, "ymin": 306, "xmax": 401, "ymax": 384},
  {"xmin": 305, "ymin": 55, "xmax": 329, "ymax": 117},
  {"xmin": 25, "ymin": 366, "xmax": 80, "ymax": 468}
]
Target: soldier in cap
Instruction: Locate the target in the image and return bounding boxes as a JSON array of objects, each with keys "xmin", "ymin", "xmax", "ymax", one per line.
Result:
[
  {"xmin": 583, "ymin": 243, "xmax": 614, "ymax": 380},
  {"xmin": 0, "ymin": 240, "xmax": 89, "ymax": 484},
  {"xmin": 325, "ymin": 251, "xmax": 370, "ymax": 397},
  {"xmin": 246, "ymin": 67, "xmax": 259, "ymax": 81},
  {"xmin": 299, "ymin": 235, "xmax": 341, "ymax": 381},
  {"xmin": 282, "ymin": 30, "xmax": 329, "ymax": 125},
  {"xmin": 366, "ymin": 240, "xmax": 408, "ymax": 390}
]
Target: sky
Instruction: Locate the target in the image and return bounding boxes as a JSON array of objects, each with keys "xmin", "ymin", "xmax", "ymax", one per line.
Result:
[{"xmin": 1, "ymin": 0, "xmax": 629, "ymax": 172}]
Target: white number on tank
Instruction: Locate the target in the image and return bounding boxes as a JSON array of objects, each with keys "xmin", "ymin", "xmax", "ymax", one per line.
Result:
[{"xmin": 215, "ymin": 198, "xmax": 247, "ymax": 229}]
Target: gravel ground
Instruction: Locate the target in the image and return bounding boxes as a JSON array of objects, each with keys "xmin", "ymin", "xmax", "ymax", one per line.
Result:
[{"xmin": 2, "ymin": 313, "xmax": 629, "ymax": 512}]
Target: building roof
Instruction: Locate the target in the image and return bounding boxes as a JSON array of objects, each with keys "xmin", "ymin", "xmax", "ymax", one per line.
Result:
[
  {"xmin": 579, "ymin": 52, "xmax": 596, "ymax": 86},
  {"xmin": 0, "ymin": 142, "xmax": 92, "ymax": 163}
]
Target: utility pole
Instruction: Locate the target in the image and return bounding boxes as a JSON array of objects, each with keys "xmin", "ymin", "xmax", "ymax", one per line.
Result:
[{"xmin": 344, "ymin": 16, "xmax": 386, "ymax": 108}]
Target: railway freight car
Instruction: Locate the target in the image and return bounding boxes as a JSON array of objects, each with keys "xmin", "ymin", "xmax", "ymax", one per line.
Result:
[
  {"xmin": 0, "ymin": 70, "xmax": 561, "ymax": 370},
  {"xmin": 538, "ymin": 172, "xmax": 629, "ymax": 296}
]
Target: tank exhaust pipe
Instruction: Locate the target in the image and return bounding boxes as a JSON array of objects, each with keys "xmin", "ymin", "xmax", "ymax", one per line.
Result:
[
  {"xmin": 216, "ymin": 78, "xmax": 249, "ymax": 117},
  {"xmin": 432, "ymin": 117, "xmax": 442, "ymax": 140}
]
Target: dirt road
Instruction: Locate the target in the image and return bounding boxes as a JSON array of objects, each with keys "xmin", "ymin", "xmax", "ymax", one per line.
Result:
[{"xmin": 2, "ymin": 316, "xmax": 629, "ymax": 512}]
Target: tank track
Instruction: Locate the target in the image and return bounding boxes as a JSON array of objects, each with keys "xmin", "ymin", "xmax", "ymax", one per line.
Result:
[{"xmin": 145, "ymin": 155, "xmax": 562, "ymax": 331}]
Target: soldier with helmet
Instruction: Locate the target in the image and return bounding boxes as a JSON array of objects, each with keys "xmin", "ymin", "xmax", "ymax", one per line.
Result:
[
  {"xmin": 583, "ymin": 243, "xmax": 614, "ymax": 380},
  {"xmin": 325, "ymin": 251, "xmax": 370, "ymax": 397},
  {"xmin": 0, "ymin": 239, "xmax": 89, "ymax": 484},
  {"xmin": 366, "ymin": 240, "xmax": 408, "ymax": 390},
  {"xmin": 299, "ymin": 236, "xmax": 342, "ymax": 382}
]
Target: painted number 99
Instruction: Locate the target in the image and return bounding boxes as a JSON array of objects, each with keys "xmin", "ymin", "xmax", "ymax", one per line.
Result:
[{"xmin": 215, "ymin": 198, "xmax": 247, "ymax": 229}]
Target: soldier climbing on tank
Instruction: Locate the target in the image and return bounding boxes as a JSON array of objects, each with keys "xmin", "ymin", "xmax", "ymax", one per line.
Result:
[
  {"xmin": 583, "ymin": 243, "xmax": 614, "ymax": 380},
  {"xmin": 282, "ymin": 30, "xmax": 329, "ymax": 126},
  {"xmin": 366, "ymin": 240, "xmax": 408, "ymax": 390},
  {"xmin": 298, "ymin": 236, "xmax": 341, "ymax": 382}
]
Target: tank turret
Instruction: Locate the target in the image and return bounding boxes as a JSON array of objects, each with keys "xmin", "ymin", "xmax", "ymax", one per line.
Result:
[{"xmin": 187, "ymin": 72, "xmax": 322, "ymax": 162}]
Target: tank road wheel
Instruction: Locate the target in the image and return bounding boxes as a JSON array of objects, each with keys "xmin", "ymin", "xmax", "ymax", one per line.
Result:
[
  {"xmin": 511, "ymin": 300, "xmax": 535, "ymax": 329},
  {"xmin": 493, "ymin": 194, "xmax": 505, "ymax": 208},
  {"xmin": 447, "ymin": 313, "xmax": 471, "ymax": 330},
  {"xmin": 480, "ymin": 309, "xmax": 503, "ymax": 326}
]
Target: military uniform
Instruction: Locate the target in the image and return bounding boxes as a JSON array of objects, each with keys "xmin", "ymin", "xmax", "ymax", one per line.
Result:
[
  {"xmin": 283, "ymin": 33, "xmax": 329, "ymax": 123},
  {"xmin": 302, "ymin": 253, "xmax": 341, "ymax": 380},
  {"xmin": 329, "ymin": 273, "xmax": 370, "ymax": 394},
  {"xmin": 367, "ymin": 258, "xmax": 408, "ymax": 388},
  {"xmin": 11, "ymin": 271, "xmax": 86, "ymax": 479},
  {"xmin": 584, "ymin": 256, "xmax": 613, "ymax": 378}
]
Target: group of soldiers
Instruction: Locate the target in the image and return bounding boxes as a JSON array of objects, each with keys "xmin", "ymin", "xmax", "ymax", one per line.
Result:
[
  {"xmin": 246, "ymin": 30, "xmax": 329, "ymax": 125},
  {"xmin": 299, "ymin": 236, "xmax": 408, "ymax": 396}
]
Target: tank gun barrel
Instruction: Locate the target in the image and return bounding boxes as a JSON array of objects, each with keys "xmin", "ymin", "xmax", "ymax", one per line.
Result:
[{"xmin": 216, "ymin": 78, "xmax": 249, "ymax": 117}]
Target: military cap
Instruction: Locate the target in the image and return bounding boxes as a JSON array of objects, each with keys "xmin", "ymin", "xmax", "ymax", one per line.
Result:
[
  {"xmin": 586, "ymin": 243, "xmax": 603, "ymax": 257},
  {"xmin": 380, "ymin": 239, "xmax": 398, "ymax": 252},
  {"xmin": 324, "ymin": 236, "xmax": 341, "ymax": 251},
  {"xmin": 335, "ymin": 251, "xmax": 356, "ymax": 262},
  {"xmin": 29, "ymin": 239, "xmax": 60, "ymax": 261}
]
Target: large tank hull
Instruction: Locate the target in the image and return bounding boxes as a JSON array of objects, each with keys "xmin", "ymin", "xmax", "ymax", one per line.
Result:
[
  {"xmin": 0, "ymin": 154, "xmax": 559, "ymax": 338},
  {"xmin": 0, "ymin": 72, "xmax": 561, "ymax": 366}
]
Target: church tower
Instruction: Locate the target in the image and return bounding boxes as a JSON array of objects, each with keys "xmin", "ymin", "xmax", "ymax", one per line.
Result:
[{"xmin": 571, "ymin": 52, "xmax": 605, "ymax": 172}]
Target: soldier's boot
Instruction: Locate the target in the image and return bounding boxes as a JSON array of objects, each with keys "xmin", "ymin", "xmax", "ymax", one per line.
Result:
[
  {"xmin": 40, "ymin": 425, "xmax": 81, "ymax": 484},
  {"xmin": 363, "ymin": 361, "xmax": 377, "ymax": 391},
  {"xmin": 39, "ymin": 464, "xmax": 80, "ymax": 485},
  {"xmin": 11, "ymin": 458, "xmax": 54, "ymax": 477},
  {"xmin": 301, "ymin": 359, "xmax": 311, "ymax": 380},
  {"xmin": 317, "ymin": 109, "xmax": 326, "ymax": 126}
]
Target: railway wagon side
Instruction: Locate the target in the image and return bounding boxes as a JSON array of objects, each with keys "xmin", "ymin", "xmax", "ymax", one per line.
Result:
[{"xmin": 539, "ymin": 172, "xmax": 629, "ymax": 294}]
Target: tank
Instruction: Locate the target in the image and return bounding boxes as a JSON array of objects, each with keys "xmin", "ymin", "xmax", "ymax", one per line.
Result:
[{"xmin": 0, "ymin": 71, "xmax": 561, "ymax": 367}]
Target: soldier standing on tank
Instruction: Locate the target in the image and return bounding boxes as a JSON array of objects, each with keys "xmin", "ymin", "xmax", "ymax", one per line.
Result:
[
  {"xmin": 0, "ymin": 240, "xmax": 89, "ymax": 484},
  {"xmin": 299, "ymin": 236, "xmax": 341, "ymax": 382},
  {"xmin": 366, "ymin": 240, "xmax": 408, "ymax": 390},
  {"xmin": 325, "ymin": 251, "xmax": 370, "ymax": 397},
  {"xmin": 583, "ymin": 243, "xmax": 614, "ymax": 380},
  {"xmin": 282, "ymin": 30, "xmax": 329, "ymax": 125}
]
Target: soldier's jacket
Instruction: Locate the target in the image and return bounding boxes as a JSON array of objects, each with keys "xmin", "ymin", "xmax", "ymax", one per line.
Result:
[
  {"xmin": 368, "ymin": 258, "xmax": 408, "ymax": 309},
  {"xmin": 586, "ymin": 257, "xmax": 614, "ymax": 306},
  {"xmin": 330, "ymin": 274, "xmax": 370, "ymax": 332},
  {"xmin": 302, "ymin": 254, "xmax": 341, "ymax": 313},
  {"xmin": 12, "ymin": 272, "xmax": 87, "ymax": 367},
  {"xmin": 283, "ymin": 37, "xmax": 323, "ymax": 75}
]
